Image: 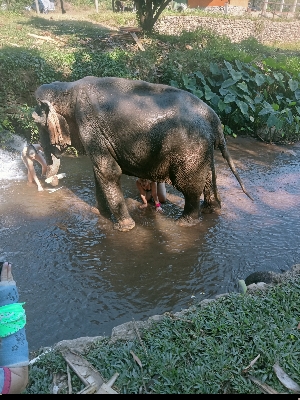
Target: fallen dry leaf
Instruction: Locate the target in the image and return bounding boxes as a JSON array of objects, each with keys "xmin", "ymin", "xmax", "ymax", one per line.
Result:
[
  {"xmin": 130, "ymin": 350, "xmax": 143, "ymax": 369},
  {"xmin": 242, "ymin": 354, "xmax": 260, "ymax": 373},
  {"xmin": 273, "ymin": 363, "xmax": 300, "ymax": 393},
  {"xmin": 248, "ymin": 375, "xmax": 279, "ymax": 394}
]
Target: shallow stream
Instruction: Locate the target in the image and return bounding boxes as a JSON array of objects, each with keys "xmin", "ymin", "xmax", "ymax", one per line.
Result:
[{"xmin": 1, "ymin": 135, "xmax": 300, "ymax": 351}]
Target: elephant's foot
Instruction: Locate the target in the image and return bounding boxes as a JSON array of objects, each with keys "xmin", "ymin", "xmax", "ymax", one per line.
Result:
[
  {"xmin": 176, "ymin": 216, "xmax": 200, "ymax": 227},
  {"xmin": 201, "ymin": 203, "xmax": 214, "ymax": 214},
  {"xmin": 114, "ymin": 218, "xmax": 135, "ymax": 232},
  {"xmin": 200, "ymin": 200, "xmax": 220, "ymax": 214}
]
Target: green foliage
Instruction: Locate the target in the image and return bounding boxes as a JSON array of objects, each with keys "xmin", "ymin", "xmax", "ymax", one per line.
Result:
[
  {"xmin": 25, "ymin": 350, "xmax": 85, "ymax": 394},
  {"xmin": 0, "ymin": 11, "xmax": 299, "ymax": 143},
  {"xmin": 10, "ymin": 104, "xmax": 40, "ymax": 142},
  {"xmin": 70, "ymin": 49, "xmax": 133, "ymax": 80},
  {"xmin": 171, "ymin": 60, "xmax": 300, "ymax": 142},
  {"xmin": 2, "ymin": 0, "xmax": 30, "ymax": 12},
  {"xmin": 25, "ymin": 277, "xmax": 300, "ymax": 394},
  {"xmin": 0, "ymin": 128, "xmax": 14, "ymax": 148}
]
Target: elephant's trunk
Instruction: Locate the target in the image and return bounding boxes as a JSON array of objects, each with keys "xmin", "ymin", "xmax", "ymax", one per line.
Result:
[{"xmin": 46, "ymin": 155, "xmax": 61, "ymax": 179}]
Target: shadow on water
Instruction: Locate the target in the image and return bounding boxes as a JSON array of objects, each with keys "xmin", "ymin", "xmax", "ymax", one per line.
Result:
[{"xmin": 1, "ymin": 136, "xmax": 300, "ymax": 350}]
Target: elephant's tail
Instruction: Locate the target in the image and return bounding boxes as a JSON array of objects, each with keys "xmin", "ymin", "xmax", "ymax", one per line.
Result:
[
  {"xmin": 211, "ymin": 153, "xmax": 221, "ymax": 208},
  {"xmin": 216, "ymin": 130, "xmax": 254, "ymax": 202}
]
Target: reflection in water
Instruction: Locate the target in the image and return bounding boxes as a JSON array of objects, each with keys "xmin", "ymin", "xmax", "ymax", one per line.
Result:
[{"xmin": 1, "ymin": 137, "xmax": 300, "ymax": 350}]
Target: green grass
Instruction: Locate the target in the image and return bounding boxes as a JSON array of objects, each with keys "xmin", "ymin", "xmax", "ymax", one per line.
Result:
[
  {"xmin": 25, "ymin": 276, "xmax": 300, "ymax": 394},
  {"xmin": 1, "ymin": 7, "xmax": 300, "ymax": 142}
]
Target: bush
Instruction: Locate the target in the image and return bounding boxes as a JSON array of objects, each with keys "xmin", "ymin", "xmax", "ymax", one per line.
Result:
[{"xmin": 171, "ymin": 60, "xmax": 300, "ymax": 142}]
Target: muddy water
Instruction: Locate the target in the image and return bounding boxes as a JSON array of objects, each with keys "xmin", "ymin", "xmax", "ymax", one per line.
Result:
[{"xmin": 1, "ymin": 136, "xmax": 300, "ymax": 351}]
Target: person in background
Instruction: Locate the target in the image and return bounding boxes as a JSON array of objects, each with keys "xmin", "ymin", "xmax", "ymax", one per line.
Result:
[
  {"xmin": 21, "ymin": 143, "xmax": 47, "ymax": 191},
  {"xmin": 0, "ymin": 261, "xmax": 29, "ymax": 394},
  {"xmin": 136, "ymin": 178, "xmax": 166, "ymax": 212}
]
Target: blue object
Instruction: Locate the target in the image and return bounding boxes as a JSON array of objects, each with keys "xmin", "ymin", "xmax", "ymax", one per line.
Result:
[
  {"xmin": 31, "ymin": 0, "xmax": 55, "ymax": 13},
  {"xmin": 0, "ymin": 284, "xmax": 28, "ymax": 367}
]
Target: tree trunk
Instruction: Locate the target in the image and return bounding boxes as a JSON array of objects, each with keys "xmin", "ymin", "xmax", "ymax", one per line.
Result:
[
  {"xmin": 35, "ymin": 0, "xmax": 40, "ymax": 14},
  {"xmin": 134, "ymin": 0, "xmax": 172, "ymax": 33},
  {"xmin": 60, "ymin": 0, "xmax": 66, "ymax": 14}
]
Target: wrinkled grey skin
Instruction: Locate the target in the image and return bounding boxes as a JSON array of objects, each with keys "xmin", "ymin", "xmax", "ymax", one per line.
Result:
[{"xmin": 32, "ymin": 76, "xmax": 252, "ymax": 231}]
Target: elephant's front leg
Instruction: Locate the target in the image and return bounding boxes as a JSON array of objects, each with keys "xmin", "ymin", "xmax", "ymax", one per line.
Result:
[{"xmin": 93, "ymin": 163, "xmax": 135, "ymax": 232}]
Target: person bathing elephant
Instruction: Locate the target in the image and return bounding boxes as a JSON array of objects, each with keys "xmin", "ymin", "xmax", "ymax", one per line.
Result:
[{"xmin": 32, "ymin": 76, "xmax": 253, "ymax": 232}]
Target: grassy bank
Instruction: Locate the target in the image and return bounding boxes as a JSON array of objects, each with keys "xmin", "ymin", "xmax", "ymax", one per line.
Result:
[
  {"xmin": 0, "ymin": 6, "xmax": 300, "ymax": 143},
  {"xmin": 25, "ymin": 272, "xmax": 300, "ymax": 394}
]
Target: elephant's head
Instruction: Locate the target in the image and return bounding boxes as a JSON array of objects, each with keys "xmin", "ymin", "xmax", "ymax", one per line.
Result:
[{"xmin": 32, "ymin": 99, "xmax": 71, "ymax": 165}]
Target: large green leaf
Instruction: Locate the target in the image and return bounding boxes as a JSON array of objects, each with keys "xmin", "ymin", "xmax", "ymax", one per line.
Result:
[
  {"xmin": 221, "ymin": 78, "xmax": 237, "ymax": 89},
  {"xmin": 210, "ymin": 63, "xmax": 221, "ymax": 76},
  {"xmin": 237, "ymin": 82, "xmax": 249, "ymax": 93},
  {"xmin": 267, "ymin": 114, "xmax": 281, "ymax": 129},
  {"xmin": 219, "ymin": 88, "xmax": 230, "ymax": 96},
  {"xmin": 192, "ymin": 89, "xmax": 204, "ymax": 99},
  {"xmin": 265, "ymin": 75, "xmax": 275, "ymax": 85},
  {"xmin": 230, "ymin": 69, "xmax": 242, "ymax": 81},
  {"xmin": 204, "ymin": 86, "xmax": 214, "ymax": 101},
  {"xmin": 276, "ymin": 94, "xmax": 284, "ymax": 102},
  {"xmin": 254, "ymin": 94, "xmax": 264, "ymax": 104},
  {"xmin": 218, "ymin": 100, "xmax": 231, "ymax": 114},
  {"xmin": 170, "ymin": 80, "xmax": 179, "ymax": 88},
  {"xmin": 224, "ymin": 60, "xmax": 233, "ymax": 70},
  {"xmin": 221, "ymin": 68, "xmax": 230, "ymax": 80},
  {"xmin": 224, "ymin": 93, "xmax": 236, "ymax": 103},
  {"xmin": 243, "ymin": 95, "xmax": 255, "ymax": 111},
  {"xmin": 255, "ymin": 74, "xmax": 265, "ymax": 86},
  {"xmin": 245, "ymin": 64, "xmax": 260, "ymax": 74},
  {"xmin": 234, "ymin": 59, "xmax": 243, "ymax": 71},
  {"xmin": 243, "ymin": 94, "xmax": 254, "ymax": 104},
  {"xmin": 295, "ymin": 89, "xmax": 300, "ymax": 100},
  {"xmin": 258, "ymin": 108, "xmax": 273, "ymax": 116},
  {"xmin": 282, "ymin": 108, "xmax": 293, "ymax": 123},
  {"xmin": 218, "ymin": 99, "xmax": 226, "ymax": 112},
  {"xmin": 289, "ymin": 79, "xmax": 299, "ymax": 92},
  {"xmin": 273, "ymin": 72, "xmax": 284, "ymax": 81},
  {"xmin": 241, "ymin": 71, "xmax": 251, "ymax": 82},
  {"xmin": 210, "ymin": 94, "xmax": 221, "ymax": 107},
  {"xmin": 235, "ymin": 100, "xmax": 249, "ymax": 116},
  {"xmin": 195, "ymin": 71, "xmax": 206, "ymax": 85},
  {"xmin": 224, "ymin": 104, "xmax": 232, "ymax": 114},
  {"xmin": 207, "ymin": 76, "xmax": 216, "ymax": 87},
  {"xmin": 183, "ymin": 74, "xmax": 196, "ymax": 90}
]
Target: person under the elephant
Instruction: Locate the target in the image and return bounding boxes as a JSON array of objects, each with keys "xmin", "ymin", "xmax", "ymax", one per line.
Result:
[
  {"xmin": 136, "ymin": 178, "xmax": 166, "ymax": 212},
  {"xmin": 0, "ymin": 261, "xmax": 29, "ymax": 394},
  {"xmin": 21, "ymin": 143, "xmax": 47, "ymax": 192}
]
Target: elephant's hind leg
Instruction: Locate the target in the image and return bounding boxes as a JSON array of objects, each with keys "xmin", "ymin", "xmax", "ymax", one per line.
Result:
[{"xmin": 201, "ymin": 166, "xmax": 221, "ymax": 214}]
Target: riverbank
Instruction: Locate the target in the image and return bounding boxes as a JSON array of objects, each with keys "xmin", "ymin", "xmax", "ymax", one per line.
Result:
[{"xmin": 25, "ymin": 265, "xmax": 300, "ymax": 394}]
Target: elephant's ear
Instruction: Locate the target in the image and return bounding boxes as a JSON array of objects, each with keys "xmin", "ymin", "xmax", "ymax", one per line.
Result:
[{"xmin": 40, "ymin": 100, "xmax": 71, "ymax": 148}]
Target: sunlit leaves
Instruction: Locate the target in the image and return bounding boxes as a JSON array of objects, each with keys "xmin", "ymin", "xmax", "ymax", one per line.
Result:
[{"xmin": 176, "ymin": 59, "xmax": 300, "ymax": 141}]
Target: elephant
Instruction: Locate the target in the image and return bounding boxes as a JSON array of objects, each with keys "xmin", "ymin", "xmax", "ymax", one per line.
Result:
[{"xmin": 32, "ymin": 76, "xmax": 253, "ymax": 231}]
